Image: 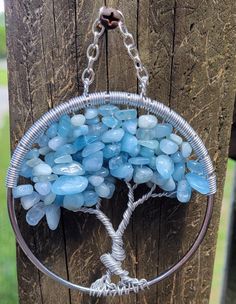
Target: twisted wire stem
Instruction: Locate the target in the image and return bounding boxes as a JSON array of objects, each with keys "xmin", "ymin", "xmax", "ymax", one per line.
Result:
[{"xmin": 76, "ymin": 182, "xmax": 173, "ymax": 296}]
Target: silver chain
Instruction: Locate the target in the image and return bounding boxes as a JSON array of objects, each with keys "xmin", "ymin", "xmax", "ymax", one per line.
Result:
[{"xmin": 82, "ymin": 11, "xmax": 149, "ymax": 97}]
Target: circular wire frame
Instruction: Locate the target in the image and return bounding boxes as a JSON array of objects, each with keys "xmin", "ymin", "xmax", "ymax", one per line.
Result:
[{"xmin": 6, "ymin": 91, "xmax": 216, "ymax": 296}]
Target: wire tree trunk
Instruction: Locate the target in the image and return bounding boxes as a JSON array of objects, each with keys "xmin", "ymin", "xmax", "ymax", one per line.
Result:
[{"xmin": 5, "ymin": 0, "xmax": 236, "ymax": 303}]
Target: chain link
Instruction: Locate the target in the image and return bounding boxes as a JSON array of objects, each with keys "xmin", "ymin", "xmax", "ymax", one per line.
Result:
[{"xmin": 82, "ymin": 10, "xmax": 149, "ymax": 97}]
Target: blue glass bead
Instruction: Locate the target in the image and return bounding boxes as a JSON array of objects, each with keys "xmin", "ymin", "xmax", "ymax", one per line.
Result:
[
  {"xmin": 26, "ymin": 202, "xmax": 45, "ymax": 226},
  {"xmin": 25, "ymin": 148, "xmax": 40, "ymax": 159},
  {"xmin": 26, "ymin": 158, "xmax": 43, "ymax": 167},
  {"xmin": 43, "ymin": 192, "xmax": 56, "ymax": 205},
  {"xmin": 115, "ymin": 109, "xmax": 137, "ymax": 121},
  {"xmin": 156, "ymin": 155, "xmax": 174, "ymax": 179},
  {"xmin": 148, "ymin": 156, "xmax": 157, "ymax": 170},
  {"xmin": 63, "ymin": 193, "xmax": 84, "ymax": 211},
  {"xmin": 46, "ymin": 123, "xmax": 58, "ymax": 139},
  {"xmin": 122, "ymin": 119, "xmax": 137, "ymax": 135},
  {"xmin": 128, "ymin": 157, "xmax": 150, "ymax": 165},
  {"xmin": 55, "ymin": 144, "xmax": 77, "ymax": 157},
  {"xmin": 88, "ymin": 123, "xmax": 108, "ymax": 136},
  {"xmin": 159, "ymin": 177, "xmax": 176, "ymax": 191},
  {"xmin": 160, "ymin": 139, "xmax": 179, "ymax": 155},
  {"xmin": 20, "ymin": 191, "xmax": 40, "ymax": 210},
  {"xmin": 109, "ymin": 156, "xmax": 123, "ymax": 170},
  {"xmin": 73, "ymin": 125, "xmax": 88, "ymax": 138},
  {"xmin": 111, "ymin": 164, "xmax": 134, "ymax": 181},
  {"xmin": 58, "ymin": 115, "xmax": 72, "ymax": 138},
  {"xmin": 95, "ymin": 182, "xmax": 111, "ymax": 198},
  {"xmin": 88, "ymin": 175, "xmax": 104, "ymax": 187},
  {"xmin": 187, "ymin": 160, "xmax": 204, "ymax": 175},
  {"xmin": 181, "ymin": 142, "xmax": 192, "ymax": 158},
  {"xmin": 151, "ymin": 171, "xmax": 168, "ymax": 186},
  {"xmin": 35, "ymin": 182, "xmax": 51, "ymax": 196},
  {"xmin": 20, "ymin": 162, "xmax": 32, "ymax": 178},
  {"xmin": 82, "ymin": 151, "xmax": 103, "ymax": 172},
  {"xmin": 138, "ymin": 115, "xmax": 157, "ymax": 129},
  {"xmin": 136, "ymin": 128, "xmax": 156, "ymax": 140},
  {"xmin": 85, "ymin": 108, "xmax": 98, "ymax": 120},
  {"xmin": 73, "ymin": 135, "xmax": 99, "ymax": 152},
  {"xmin": 55, "ymin": 195, "xmax": 64, "ymax": 207},
  {"xmin": 32, "ymin": 174, "xmax": 58, "ymax": 183},
  {"xmin": 71, "ymin": 114, "xmax": 86, "ymax": 127},
  {"xmin": 121, "ymin": 133, "xmax": 138, "ymax": 156},
  {"xmin": 133, "ymin": 166, "xmax": 153, "ymax": 184},
  {"xmin": 86, "ymin": 117, "xmax": 100, "ymax": 125},
  {"xmin": 105, "ymin": 181, "xmax": 115, "ymax": 199},
  {"xmin": 169, "ymin": 133, "xmax": 183, "ymax": 145},
  {"xmin": 83, "ymin": 190, "xmax": 99, "ymax": 207},
  {"xmin": 82, "ymin": 141, "xmax": 105, "ymax": 157},
  {"xmin": 140, "ymin": 146, "xmax": 154, "ymax": 158},
  {"xmin": 138, "ymin": 140, "xmax": 159, "ymax": 150},
  {"xmin": 39, "ymin": 146, "xmax": 51, "ymax": 156},
  {"xmin": 103, "ymin": 143, "xmax": 121, "ymax": 159},
  {"xmin": 37, "ymin": 134, "xmax": 49, "ymax": 147},
  {"xmin": 45, "ymin": 204, "xmax": 61, "ymax": 230},
  {"xmin": 185, "ymin": 173, "xmax": 209, "ymax": 194},
  {"xmin": 54, "ymin": 154, "xmax": 73, "ymax": 164},
  {"xmin": 155, "ymin": 123, "xmax": 173, "ymax": 138},
  {"xmin": 52, "ymin": 176, "xmax": 88, "ymax": 195},
  {"xmin": 48, "ymin": 136, "xmax": 67, "ymax": 151},
  {"xmin": 172, "ymin": 162, "xmax": 185, "ymax": 181},
  {"xmin": 98, "ymin": 104, "xmax": 119, "ymax": 116},
  {"xmin": 177, "ymin": 180, "xmax": 192, "ymax": 203},
  {"xmin": 91, "ymin": 167, "xmax": 109, "ymax": 177},
  {"xmin": 13, "ymin": 184, "xmax": 34, "ymax": 198},
  {"xmin": 52, "ymin": 161, "xmax": 85, "ymax": 176},
  {"xmin": 44, "ymin": 152, "xmax": 55, "ymax": 167},
  {"xmin": 102, "ymin": 116, "xmax": 119, "ymax": 128},
  {"xmin": 102, "ymin": 128, "xmax": 124, "ymax": 143},
  {"xmin": 32, "ymin": 163, "xmax": 52, "ymax": 176},
  {"xmin": 171, "ymin": 151, "xmax": 184, "ymax": 163}
]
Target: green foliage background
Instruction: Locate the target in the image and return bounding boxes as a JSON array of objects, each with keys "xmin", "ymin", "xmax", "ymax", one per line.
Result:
[{"xmin": 0, "ymin": 12, "xmax": 6, "ymax": 58}]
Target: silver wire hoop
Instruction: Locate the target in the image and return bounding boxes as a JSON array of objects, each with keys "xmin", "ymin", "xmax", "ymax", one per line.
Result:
[{"xmin": 6, "ymin": 91, "xmax": 216, "ymax": 296}]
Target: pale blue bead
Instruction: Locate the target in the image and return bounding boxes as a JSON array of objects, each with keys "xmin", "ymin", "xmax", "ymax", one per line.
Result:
[
  {"xmin": 25, "ymin": 148, "xmax": 40, "ymax": 159},
  {"xmin": 138, "ymin": 140, "xmax": 159, "ymax": 150},
  {"xmin": 181, "ymin": 142, "xmax": 192, "ymax": 158},
  {"xmin": 111, "ymin": 164, "xmax": 134, "ymax": 181},
  {"xmin": 82, "ymin": 151, "xmax": 103, "ymax": 172},
  {"xmin": 32, "ymin": 163, "xmax": 52, "ymax": 176},
  {"xmin": 58, "ymin": 115, "xmax": 72, "ymax": 138},
  {"xmin": 121, "ymin": 133, "xmax": 138, "ymax": 155},
  {"xmin": 37, "ymin": 134, "xmax": 49, "ymax": 147},
  {"xmin": 138, "ymin": 115, "xmax": 157, "ymax": 129},
  {"xmin": 46, "ymin": 123, "xmax": 58, "ymax": 138},
  {"xmin": 172, "ymin": 162, "xmax": 185, "ymax": 181},
  {"xmin": 44, "ymin": 152, "xmax": 55, "ymax": 167},
  {"xmin": 102, "ymin": 116, "xmax": 119, "ymax": 128},
  {"xmin": 105, "ymin": 176, "xmax": 116, "ymax": 184},
  {"xmin": 71, "ymin": 114, "xmax": 86, "ymax": 127},
  {"xmin": 128, "ymin": 157, "xmax": 150, "ymax": 165},
  {"xmin": 48, "ymin": 136, "xmax": 67, "ymax": 151},
  {"xmin": 26, "ymin": 202, "xmax": 45, "ymax": 226},
  {"xmin": 187, "ymin": 160, "xmax": 204, "ymax": 175},
  {"xmin": 20, "ymin": 191, "xmax": 40, "ymax": 210},
  {"xmin": 55, "ymin": 195, "xmax": 64, "ymax": 207},
  {"xmin": 13, "ymin": 184, "xmax": 34, "ymax": 198},
  {"xmin": 151, "ymin": 171, "xmax": 168, "ymax": 186},
  {"xmin": 140, "ymin": 147, "xmax": 154, "ymax": 158},
  {"xmin": 109, "ymin": 156, "xmax": 123, "ymax": 170},
  {"xmin": 169, "ymin": 133, "xmax": 183, "ymax": 145},
  {"xmin": 54, "ymin": 154, "xmax": 73, "ymax": 164},
  {"xmin": 177, "ymin": 180, "xmax": 192, "ymax": 203},
  {"xmin": 159, "ymin": 177, "xmax": 176, "ymax": 191},
  {"xmin": 88, "ymin": 175, "xmax": 104, "ymax": 187},
  {"xmin": 130, "ymin": 145, "xmax": 140, "ymax": 157},
  {"xmin": 52, "ymin": 161, "xmax": 85, "ymax": 176},
  {"xmin": 171, "ymin": 151, "xmax": 184, "ymax": 163},
  {"xmin": 160, "ymin": 139, "xmax": 179, "ymax": 155},
  {"xmin": 105, "ymin": 182, "xmax": 115, "ymax": 199},
  {"xmin": 98, "ymin": 104, "xmax": 119, "ymax": 116},
  {"xmin": 156, "ymin": 155, "xmax": 174, "ymax": 179},
  {"xmin": 85, "ymin": 108, "xmax": 98, "ymax": 119},
  {"xmin": 52, "ymin": 176, "xmax": 88, "ymax": 195},
  {"xmin": 102, "ymin": 128, "xmax": 124, "ymax": 143},
  {"xmin": 43, "ymin": 192, "xmax": 56, "ymax": 205},
  {"xmin": 115, "ymin": 109, "xmax": 137, "ymax": 121},
  {"xmin": 86, "ymin": 117, "xmax": 100, "ymax": 125},
  {"xmin": 80, "ymin": 125, "xmax": 89, "ymax": 135},
  {"xmin": 185, "ymin": 173, "xmax": 209, "ymax": 194},
  {"xmin": 155, "ymin": 123, "xmax": 173, "ymax": 138},
  {"xmin": 133, "ymin": 166, "xmax": 153, "ymax": 184},
  {"xmin": 55, "ymin": 144, "xmax": 77, "ymax": 157},
  {"xmin": 45, "ymin": 204, "xmax": 61, "ymax": 230},
  {"xmin": 20, "ymin": 162, "xmax": 32, "ymax": 178},
  {"xmin": 103, "ymin": 143, "xmax": 121, "ymax": 159},
  {"xmin": 63, "ymin": 193, "xmax": 84, "ymax": 211},
  {"xmin": 26, "ymin": 158, "xmax": 43, "ymax": 167},
  {"xmin": 35, "ymin": 182, "xmax": 51, "ymax": 196},
  {"xmin": 73, "ymin": 135, "xmax": 99, "ymax": 152},
  {"xmin": 32, "ymin": 174, "xmax": 58, "ymax": 183},
  {"xmin": 82, "ymin": 141, "xmax": 105, "ymax": 157},
  {"xmin": 95, "ymin": 182, "xmax": 111, "ymax": 198},
  {"xmin": 83, "ymin": 191, "xmax": 99, "ymax": 207},
  {"xmin": 136, "ymin": 128, "xmax": 156, "ymax": 140},
  {"xmin": 148, "ymin": 156, "xmax": 157, "ymax": 170},
  {"xmin": 87, "ymin": 123, "xmax": 107, "ymax": 137},
  {"xmin": 39, "ymin": 146, "xmax": 51, "ymax": 156},
  {"xmin": 90, "ymin": 167, "xmax": 109, "ymax": 177},
  {"xmin": 122, "ymin": 119, "xmax": 137, "ymax": 135}
]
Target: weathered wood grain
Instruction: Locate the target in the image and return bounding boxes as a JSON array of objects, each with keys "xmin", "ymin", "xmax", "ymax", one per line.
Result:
[{"xmin": 5, "ymin": 0, "xmax": 236, "ymax": 303}]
